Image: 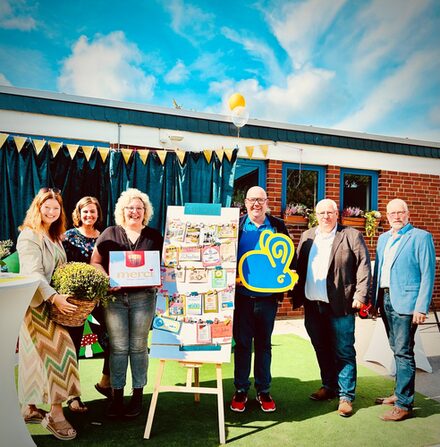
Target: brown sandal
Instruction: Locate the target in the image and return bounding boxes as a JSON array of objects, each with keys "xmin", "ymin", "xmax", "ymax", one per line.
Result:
[
  {"xmin": 41, "ymin": 414, "xmax": 77, "ymax": 441},
  {"xmin": 23, "ymin": 407, "xmax": 48, "ymax": 424},
  {"xmin": 67, "ymin": 396, "xmax": 88, "ymax": 413}
]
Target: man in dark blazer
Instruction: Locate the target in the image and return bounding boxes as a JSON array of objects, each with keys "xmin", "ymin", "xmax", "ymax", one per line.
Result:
[{"xmin": 293, "ymin": 199, "xmax": 371, "ymax": 417}]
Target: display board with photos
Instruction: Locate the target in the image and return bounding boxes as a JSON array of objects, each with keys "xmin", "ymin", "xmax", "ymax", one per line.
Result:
[{"xmin": 150, "ymin": 204, "xmax": 239, "ymax": 363}]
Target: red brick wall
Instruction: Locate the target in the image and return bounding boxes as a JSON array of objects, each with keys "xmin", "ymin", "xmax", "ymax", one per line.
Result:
[{"xmin": 270, "ymin": 165, "xmax": 440, "ymax": 318}]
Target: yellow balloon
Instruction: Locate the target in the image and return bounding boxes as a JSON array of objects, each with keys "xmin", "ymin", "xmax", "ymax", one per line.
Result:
[{"xmin": 228, "ymin": 93, "xmax": 246, "ymax": 111}]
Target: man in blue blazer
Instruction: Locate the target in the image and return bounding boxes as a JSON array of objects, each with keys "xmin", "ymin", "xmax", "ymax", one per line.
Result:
[{"xmin": 372, "ymin": 198, "xmax": 436, "ymax": 421}]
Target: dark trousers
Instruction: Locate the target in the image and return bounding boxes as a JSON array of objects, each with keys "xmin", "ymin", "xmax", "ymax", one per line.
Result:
[
  {"xmin": 304, "ymin": 299, "xmax": 357, "ymax": 401},
  {"xmin": 380, "ymin": 289, "xmax": 417, "ymax": 410},
  {"xmin": 233, "ymin": 294, "xmax": 278, "ymax": 394}
]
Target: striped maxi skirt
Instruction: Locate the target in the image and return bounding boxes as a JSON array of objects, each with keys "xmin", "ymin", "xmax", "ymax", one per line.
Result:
[{"xmin": 18, "ymin": 301, "xmax": 81, "ymax": 405}]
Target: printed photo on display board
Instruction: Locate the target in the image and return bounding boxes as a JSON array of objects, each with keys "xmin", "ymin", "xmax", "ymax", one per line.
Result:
[{"xmin": 150, "ymin": 204, "xmax": 239, "ymax": 363}]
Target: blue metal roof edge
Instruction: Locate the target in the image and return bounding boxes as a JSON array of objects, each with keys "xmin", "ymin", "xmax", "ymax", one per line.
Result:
[{"xmin": 0, "ymin": 89, "xmax": 439, "ymax": 159}]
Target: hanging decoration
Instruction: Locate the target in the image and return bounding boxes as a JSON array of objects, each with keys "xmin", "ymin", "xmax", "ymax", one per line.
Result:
[
  {"xmin": 0, "ymin": 133, "xmax": 9, "ymax": 149},
  {"xmin": 98, "ymin": 147, "xmax": 109, "ymax": 162},
  {"xmin": 203, "ymin": 149, "xmax": 213, "ymax": 164},
  {"xmin": 33, "ymin": 139, "xmax": 46, "ymax": 155},
  {"xmin": 138, "ymin": 149, "xmax": 149, "ymax": 165},
  {"xmin": 121, "ymin": 148, "xmax": 133, "ymax": 164},
  {"xmin": 49, "ymin": 141, "xmax": 62, "ymax": 157},
  {"xmin": 66, "ymin": 144, "xmax": 79, "ymax": 160},
  {"xmin": 13, "ymin": 136, "xmax": 27, "ymax": 152},
  {"xmin": 81, "ymin": 145, "xmax": 94, "ymax": 161},
  {"xmin": 156, "ymin": 150, "xmax": 167, "ymax": 165}
]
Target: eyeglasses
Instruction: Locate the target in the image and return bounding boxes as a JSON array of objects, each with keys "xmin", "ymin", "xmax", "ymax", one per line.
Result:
[
  {"xmin": 39, "ymin": 187, "xmax": 61, "ymax": 194},
  {"xmin": 245, "ymin": 198, "xmax": 267, "ymax": 205},
  {"xmin": 317, "ymin": 211, "xmax": 336, "ymax": 216},
  {"xmin": 387, "ymin": 211, "xmax": 407, "ymax": 217},
  {"xmin": 125, "ymin": 207, "xmax": 145, "ymax": 212}
]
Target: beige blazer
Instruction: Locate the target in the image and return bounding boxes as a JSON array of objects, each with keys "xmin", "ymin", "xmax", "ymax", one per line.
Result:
[{"xmin": 17, "ymin": 228, "xmax": 67, "ymax": 307}]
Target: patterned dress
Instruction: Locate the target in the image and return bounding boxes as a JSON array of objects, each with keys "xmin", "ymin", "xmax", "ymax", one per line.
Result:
[
  {"xmin": 63, "ymin": 228, "xmax": 98, "ymax": 263},
  {"xmin": 17, "ymin": 233, "xmax": 81, "ymax": 405}
]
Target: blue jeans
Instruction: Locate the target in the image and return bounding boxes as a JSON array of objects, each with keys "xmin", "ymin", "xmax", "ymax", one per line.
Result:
[
  {"xmin": 304, "ymin": 300, "xmax": 357, "ymax": 402},
  {"xmin": 233, "ymin": 294, "xmax": 278, "ymax": 394},
  {"xmin": 105, "ymin": 289, "xmax": 156, "ymax": 389},
  {"xmin": 381, "ymin": 290, "xmax": 417, "ymax": 411}
]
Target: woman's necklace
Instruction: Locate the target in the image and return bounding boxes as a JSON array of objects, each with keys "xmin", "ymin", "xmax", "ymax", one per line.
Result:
[{"xmin": 121, "ymin": 226, "xmax": 142, "ymax": 251}]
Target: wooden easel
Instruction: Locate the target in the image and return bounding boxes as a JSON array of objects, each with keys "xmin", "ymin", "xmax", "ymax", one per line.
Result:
[{"xmin": 143, "ymin": 359, "xmax": 225, "ymax": 444}]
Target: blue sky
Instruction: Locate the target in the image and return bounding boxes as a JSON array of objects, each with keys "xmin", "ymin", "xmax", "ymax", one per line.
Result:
[{"xmin": 0, "ymin": 0, "xmax": 439, "ymax": 142}]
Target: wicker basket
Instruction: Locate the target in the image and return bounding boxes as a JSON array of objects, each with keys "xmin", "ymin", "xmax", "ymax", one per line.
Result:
[{"xmin": 50, "ymin": 296, "xmax": 97, "ymax": 327}]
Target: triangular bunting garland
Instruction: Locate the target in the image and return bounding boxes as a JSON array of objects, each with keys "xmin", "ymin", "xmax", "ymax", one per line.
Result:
[
  {"xmin": 66, "ymin": 144, "xmax": 79, "ymax": 160},
  {"xmin": 121, "ymin": 148, "xmax": 133, "ymax": 164},
  {"xmin": 33, "ymin": 139, "xmax": 46, "ymax": 155},
  {"xmin": 260, "ymin": 144, "xmax": 269, "ymax": 158},
  {"xmin": 203, "ymin": 149, "xmax": 212, "ymax": 164},
  {"xmin": 81, "ymin": 145, "xmax": 94, "ymax": 161},
  {"xmin": 175, "ymin": 149, "xmax": 186, "ymax": 164},
  {"xmin": 49, "ymin": 141, "xmax": 62, "ymax": 157},
  {"xmin": 138, "ymin": 150, "xmax": 149, "ymax": 165},
  {"xmin": 13, "ymin": 136, "xmax": 27, "ymax": 152},
  {"xmin": 97, "ymin": 147, "xmax": 109, "ymax": 163},
  {"xmin": 215, "ymin": 149, "xmax": 224, "ymax": 162},
  {"xmin": 0, "ymin": 133, "xmax": 9, "ymax": 149},
  {"xmin": 224, "ymin": 149, "xmax": 234, "ymax": 162},
  {"xmin": 156, "ymin": 150, "xmax": 167, "ymax": 165},
  {"xmin": 245, "ymin": 145, "xmax": 254, "ymax": 159}
]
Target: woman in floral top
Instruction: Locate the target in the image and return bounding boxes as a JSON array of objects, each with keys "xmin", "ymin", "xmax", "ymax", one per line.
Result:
[{"xmin": 63, "ymin": 196, "xmax": 112, "ymax": 412}]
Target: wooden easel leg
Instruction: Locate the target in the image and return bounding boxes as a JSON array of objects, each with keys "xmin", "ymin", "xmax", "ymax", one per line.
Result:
[
  {"xmin": 215, "ymin": 364, "xmax": 225, "ymax": 444},
  {"xmin": 194, "ymin": 367, "xmax": 200, "ymax": 403},
  {"xmin": 144, "ymin": 359, "xmax": 165, "ymax": 439}
]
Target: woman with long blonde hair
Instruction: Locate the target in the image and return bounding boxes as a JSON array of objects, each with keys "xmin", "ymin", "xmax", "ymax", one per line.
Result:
[{"xmin": 17, "ymin": 188, "xmax": 80, "ymax": 441}]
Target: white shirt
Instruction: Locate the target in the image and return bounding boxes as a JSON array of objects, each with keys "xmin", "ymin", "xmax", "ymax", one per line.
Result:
[
  {"xmin": 305, "ymin": 225, "xmax": 337, "ymax": 302},
  {"xmin": 379, "ymin": 232, "xmax": 402, "ymax": 288}
]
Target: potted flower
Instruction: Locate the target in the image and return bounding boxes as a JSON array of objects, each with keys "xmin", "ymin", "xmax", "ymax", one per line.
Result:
[
  {"xmin": 364, "ymin": 210, "xmax": 382, "ymax": 240},
  {"xmin": 307, "ymin": 209, "xmax": 318, "ymax": 228},
  {"xmin": 283, "ymin": 203, "xmax": 309, "ymax": 224},
  {"xmin": 341, "ymin": 207, "xmax": 365, "ymax": 227},
  {"xmin": 50, "ymin": 262, "xmax": 111, "ymax": 327}
]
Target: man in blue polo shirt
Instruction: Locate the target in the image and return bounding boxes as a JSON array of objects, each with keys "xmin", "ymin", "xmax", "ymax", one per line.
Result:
[{"xmin": 230, "ymin": 186, "xmax": 291, "ymax": 413}]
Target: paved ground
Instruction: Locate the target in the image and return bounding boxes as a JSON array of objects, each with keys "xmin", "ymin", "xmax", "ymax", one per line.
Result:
[{"xmin": 274, "ymin": 312, "xmax": 440, "ymax": 403}]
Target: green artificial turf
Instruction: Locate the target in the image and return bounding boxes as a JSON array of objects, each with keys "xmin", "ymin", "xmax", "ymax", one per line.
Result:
[{"xmin": 27, "ymin": 334, "xmax": 440, "ymax": 447}]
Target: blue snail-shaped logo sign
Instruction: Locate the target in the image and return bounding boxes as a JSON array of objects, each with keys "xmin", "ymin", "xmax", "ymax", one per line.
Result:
[{"xmin": 238, "ymin": 230, "xmax": 298, "ymax": 293}]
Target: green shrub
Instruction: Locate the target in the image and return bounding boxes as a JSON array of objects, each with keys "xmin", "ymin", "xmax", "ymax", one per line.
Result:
[{"xmin": 52, "ymin": 262, "xmax": 110, "ymax": 304}]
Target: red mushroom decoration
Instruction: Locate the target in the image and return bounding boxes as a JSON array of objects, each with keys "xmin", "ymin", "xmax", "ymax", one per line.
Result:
[{"xmin": 81, "ymin": 333, "xmax": 98, "ymax": 358}]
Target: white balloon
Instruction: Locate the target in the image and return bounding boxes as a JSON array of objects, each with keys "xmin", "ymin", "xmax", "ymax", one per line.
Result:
[{"xmin": 231, "ymin": 106, "xmax": 249, "ymax": 128}]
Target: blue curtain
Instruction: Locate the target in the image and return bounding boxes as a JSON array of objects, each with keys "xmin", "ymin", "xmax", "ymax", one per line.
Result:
[{"xmin": 0, "ymin": 137, "xmax": 237, "ymax": 243}]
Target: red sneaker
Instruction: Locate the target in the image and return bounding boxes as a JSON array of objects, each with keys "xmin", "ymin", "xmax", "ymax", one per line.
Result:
[
  {"xmin": 256, "ymin": 392, "xmax": 276, "ymax": 412},
  {"xmin": 230, "ymin": 391, "xmax": 248, "ymax": 412}
]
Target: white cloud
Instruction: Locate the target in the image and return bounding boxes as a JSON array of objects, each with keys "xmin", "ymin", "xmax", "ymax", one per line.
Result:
[
  {"xmin": 265, "ymin": 0, "xmax": 347, "ymax": 69},
  {"xmin": 0, "ymin": 72, "xmax": 11, "ymax": 86},
  {"xmin": 221, "ymin": 27, "xmax": 285, "ymax": 85},
  {"xmin": 163, "ymin": 0, "xmax": 215, "ymax": 44},
  {"xmin": 0, "ymin": 0, "xmax": 36, "ymax": 31},
  {"xmin": 335, "ymin": 49, "xmax": 440, "ymax": 133},
  {"xmin": 57, "ymin": 31, "xmax": 156, "ymax": 102},
  {"xmin": 164, "ymin": 60, "xmax": 189, "ymax": 84},
  {"xmin": 351, "ymin": 0, "xmax": 432, "ymax": 74}
]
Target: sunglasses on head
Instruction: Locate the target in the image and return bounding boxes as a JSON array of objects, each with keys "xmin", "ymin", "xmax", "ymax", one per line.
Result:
[{"xmin": 39, "ymin": 187, "xmax": 61, "ymax": 194}]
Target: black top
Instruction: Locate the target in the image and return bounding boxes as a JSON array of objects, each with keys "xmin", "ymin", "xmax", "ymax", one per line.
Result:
[
  {"xmin": 63, "ymin": 228, "xmax": 98, "ymax": 263},
  {"xmin": 95, "ymin": 225, "xmax": 163, "ymax": 275}
]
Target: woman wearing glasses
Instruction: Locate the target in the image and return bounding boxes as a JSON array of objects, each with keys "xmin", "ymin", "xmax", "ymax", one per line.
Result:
[
  {"xmin": 91, "ymin": 188, "xmax": 163, "ymax": 419},
  {"xmin": 17, "ymin": 188, "xmax": 79, "ymax": 440},
  {"xmin": 62, "ymin": 196, "xmax": 112, "ymax": 412}
]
